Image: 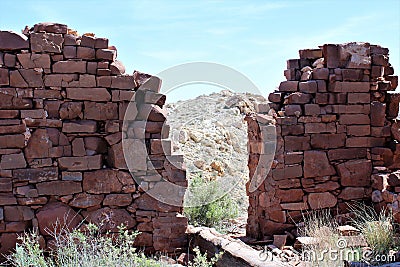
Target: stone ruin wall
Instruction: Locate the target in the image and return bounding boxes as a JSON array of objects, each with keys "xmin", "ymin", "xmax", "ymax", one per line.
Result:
[
  {"xmin": 0, "ymin": 23, "xmax": 187, "ymax": 255},
  {"xmin": 246, "ymin": 42, "xmax": 400, "ymax": 239}
]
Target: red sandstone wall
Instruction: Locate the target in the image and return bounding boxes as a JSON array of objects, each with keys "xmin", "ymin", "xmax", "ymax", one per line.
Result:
[
  {"xmin": 0, "ymin": 22, "xmax": 187, "ymax": 254},
  {"xmin": 247, "ymin": 42, "xmax": 399, "ymax": 239}
]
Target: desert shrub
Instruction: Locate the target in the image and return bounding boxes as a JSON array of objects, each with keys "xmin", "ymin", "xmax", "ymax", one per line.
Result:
[
  {"xmin": 6, "ymin": 223, "xmax": 222, "ymax": 267},
  {"xmin": 183, "ymin": 174, "xmax": 238, "ymax": 231},
  {"xmin": 349, "ymin": 203, "xmax": 397, "ymax": 261},
  {"xmin": 297, "ymin": 209, "xmax": 345, "ymax": 267},
  {"xmin": 188, "ymin": 247, "xmax": 222, "ymax": 267},
  {"xmin": 6, "ymin": 224, "xmax": 163, "ymax": 267}
]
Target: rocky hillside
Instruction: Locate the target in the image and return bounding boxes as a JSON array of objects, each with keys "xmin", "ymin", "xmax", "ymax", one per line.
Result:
[{"xmin": 165, "ymin": 90, "xmax": 267, "ymax": 215}]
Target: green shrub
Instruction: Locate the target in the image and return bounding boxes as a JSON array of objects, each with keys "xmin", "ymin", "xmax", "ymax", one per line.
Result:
[
  {"xmin": 349, "ymin": 203, "xmax": 397, "ymax": 259},
  {"xmin": 6, "ymin": 224, "xmax": 163, "ymax": 267},
  {"xmin": 6, "ymin": 223, "xmax": 222, "ymax": 267},
  {"xmin": 183, "ymin": 174, "xmax": 238, "ymax": 231},
  {"xmin": 297, "ymin": 209, "xmax": 344, "ymax": 267}
]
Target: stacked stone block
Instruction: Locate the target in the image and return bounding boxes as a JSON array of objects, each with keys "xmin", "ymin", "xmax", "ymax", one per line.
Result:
[
  {"xmin": 0, "ymin": 22, "xmax": 187, "ymax": 254},
  {"xmin": 247, "ymin": 42, "xmax": 399, "ymax": 239}
]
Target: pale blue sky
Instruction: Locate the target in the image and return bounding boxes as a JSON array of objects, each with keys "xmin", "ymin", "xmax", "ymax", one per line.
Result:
[{"xmin": 1, "ymin": 0, "xmax": 399, "ymax": 102}]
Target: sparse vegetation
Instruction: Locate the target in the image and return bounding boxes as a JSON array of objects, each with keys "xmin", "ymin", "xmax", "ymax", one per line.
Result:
[
  {"xmin": 5, "ymin": 223, "xmax": 220, "ymax": 267},
  {"xmin": 297, "ymin": 209, "xmax": 344, "ymax": 267},
  {"xmin": 349, "ymin": 203, "xmax": 398, "ymax": 263},
  {"xmin": 183, "ymin": 173, "xmax": 239, "ymax": 231}
]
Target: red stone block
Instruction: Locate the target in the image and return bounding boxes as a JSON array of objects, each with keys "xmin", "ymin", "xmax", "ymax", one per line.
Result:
[
  {"xmin": 281, "ymin": 124, "xmax": 304, "ymax": 135},
  {"xmin": 276, "ymin": 189, "xmax": 304, "ymax": 203},
  {"xmin": 323, "ymin": 44, "xmax": 340, "ymax": 68},
  {"xmin": 272, "ymin": 165, "xmax": 302, "ymax": 180},
  {"xmin": 77, "ymin": 46, "xmax": 95, "ymax": 60},
  {"xmin": 342, "ymin": 69, "xmax": 363, "ymax": 81},
  {"xmin": 30, "ymin": 33, "xmax": 63, "ymax": 53},
  {"xmin": 339, "ymin": 187, "xmax": 367, "ymax": 200},
  {"xmin": 308, "ymin": 192, "xmax": 337, "ymax": 209},
  {"xmin": 278, "ymin": 81, "xmax": 298, "ymax": 92},
  {"xmin": 84, "ymin": 102, "xmax": 118, "ymax": 120},
  {"xmin": 305, "ymin": 122, "xmax": 336, "ymax": 133},
  {"xmin": 0, "ymin": 31, "xmax": 29, "ymax": 50},
  {"xmin": 304, "ymin": 150, "xmax": 335, "ymax": 178},
  {"xmin": 53, "ymin": 60, "xmax": 86, "ymax": 73},
  {"xmin": 370, "ymin": 101, "xmax": 386, "ymax": 127},
  {"xmin": 66, "ymin": 87, "xmax": 111, "ymax": 101},
  {"xmin": 284, "ymin": 136, "xmax": 310, "ymax": 151},
  {"xmin": 0, "ymin": 68, "xmax": 9, "ymax": 86},
  {"xmin": 287, "ymin": 59, "xmax": 299, "ymax": 69},
  {"xmin": 329, "ymin": 81, "xmax": 370, "ymax": 93},
  {"xmin": 4, "ymin": 53, "xmax": 16, "ymax": 67},
  {"xmin": 286, "ymin": 92, "xmax": 311, "ymax": 104},
  {"xmin": 36, "ymin": 202, "xmax": 82, "ymax": 236},
  {"xmin": 58, "ymin": 155, "xmax": 102, "ymax": 171},
  {"xmin": 304, "ymin": 104, "xmax": 320, "ymax": 116},
  {"xmin": 347, "ymin": 125, "xmax": 371, "ymax": 136},
  {"xmin": 299, "ymin": 49, "xmax": 322, "ymax": 59},
  {"xmin": 0, "ymin": 134, "xmax": 25, "ymax": 148},
  {"xmin": 111, "ymin": 75, "xmax": 135, "ymax": 89},
  {"xmin": 4, "ymin": 206, "xmax": 34, "ymax": 221},
  {"xmin": 299, "ymin": 81, "xmax": 317, "ymax": 93},
  {"xmin": 347, "ymin": 93, "xmax": 370, "ymax": 104},
  {"xmin": 103, "ymin": 194, "xmax": 132, "ymax": 206},
  {"xmin": 33, "ymin": 22, "xmax": 67, "ymax": 34},
  {"xmin": 312, "ymin": 68, "xmax": 329, "ymax": 80},
  {"xmin": 95, "ymin": 37, "xmax": 109, "ymax": 48},
  {"xmin": 337, "ymin": 159, "xmax": 371, "ymax": 186},
  {"xmin": 372, "ymin": 54, "xmax": 389, "ymax": 66},
  {"xmin": 80, "ymin": 35, "xmax": 96, "ymax": 48},
  {"xmin": 96, "ymin": 49, "xmax": 116, "ymax": 61},
  {"xmin": 36, "ymin": 181, "xmax": 82, "ymax": 195},
  {"xmin": 315, "ymin": 93, "xmax": 329, "ymax": 104},
  {"xmin": 284, "ymin": 105, "xmax": 302, "ymax": 116},
  {"xmin": 268, "ymin": 92, "xmax": 282, "ymax": 103},
  {"xmin": 311, "ymin": 133, "xmax": 345, "ymax": 149},
  {"xmin": 339, "ymin": 114, "xmax": 370, "ymax": 125}
]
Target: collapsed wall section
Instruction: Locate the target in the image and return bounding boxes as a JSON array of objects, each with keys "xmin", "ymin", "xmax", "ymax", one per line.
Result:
[
  {"xmin": 0, "ymin": 22, "xmax": 187, "ymax": 254},
  {"xmin": 247, "ymin": 42, "xmax": 399, "ymax": 239}
]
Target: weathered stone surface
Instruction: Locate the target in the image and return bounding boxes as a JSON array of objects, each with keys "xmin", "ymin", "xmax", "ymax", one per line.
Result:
[
  {"xmin": 33, "ymin": 22, "xmax": 68, "ymax": 34},
  {"xmin": 37, "ymin": 181, "xmax": 82, "ymax": 195},
  {"xmin": 58, "ymin": 155, "xmax": 102, "ymax": 171},
  {"xmin": 311, "ymin": 133, "xmax": 345, "ymax": 149},
  {"xmin": 84, "ymin": 102, "xmax": 118, "ymax": 120},
  {"xmin": 69, "ymin": 193, "xmax": 103, "ymax": 208},
  {"xmin": 25, "ymin": 129, "xmax": 52, "ymax": 159},
  {"xmin": 103, "ymin": 194, "xmax": 132, "ymax": 206},
  {"xmin": 304, "ymin": 151, "xmax": 336, "ymax": 178},
  {"xmin": 66, "ymin": 87, "xmax": 111, "ymax": 101},
  {"xmin": 13, "ymin": 167, "xmax": 58, "ymax": 183},
  {"xmin": 4, "ymin": 206, "xmax": 34, "ymax": 221},
  {"xmin": 86, "ymin": 207, "xmax": 136, "ymax": 232},
  {"xmin": 337, "ymin": 159, "xmax": 372, "ymax": 187},
  {"xmin": 279, "ymin": 81, "xmax": 298, "ymax": 92},
  {"xmin": 308, "ymin": 192, "xmax": 337, "ymax": 209},
  {"xmin": 62, "ymin": 120, "xmax": 97, "ymax": 133},
  {"xmin": 59, "ymin": 102, "xmax": 83, "ymax": 119},
  {"xmin": 339, "ymin": 187, "xmax": 367, "ymax": 200},
  {"xmin": 83, "ymin": 169, "xmax": 123, "ymax": 194},
  {"xmin": 370, "ymin": 101, "xmax": 386, "ymax": 127},
  {"xmin": 0, "ymin": 31, "xmax": 29, "ymax": 50},
  {"xmin": 0, "ymin": 134, "xmax": 25, "ymax": 148},
  {"xmin": 53, "ymin": 61, "xmax": 86, "ymax": 73},
  {"xmin": 327, "ymin": 148, "xmax": 367, "ymax": 161},
  {"xmin": 36, "ymin": 202, "xmax": 82, "ymax": 236},
  {"xmin": 17, "ymin": 53, "xmax": 51, "ymax": 69},
  {"xmin": 30, "ymin": 33, "xmax": 63, "ymax": 53},
  {"xmin": 0, "ymin": 153, "xmax": 26, "ymax": 169}
]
